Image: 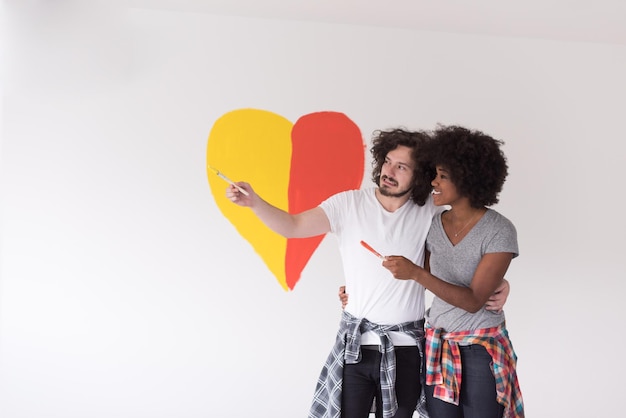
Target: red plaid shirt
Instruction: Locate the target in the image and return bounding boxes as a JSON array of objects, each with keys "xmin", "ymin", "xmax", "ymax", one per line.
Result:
[{"xmin": 425, "ymin": 323, "xmax": 524, "ymax": 418}]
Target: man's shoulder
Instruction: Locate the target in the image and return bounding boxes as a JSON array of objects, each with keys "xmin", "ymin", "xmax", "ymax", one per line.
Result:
[
  {"xmin": 331, "ymin": 187, "xmax": 373, "ymax": 200},
  {"xmin": 321, "ymin": 188, "xmax": 372, "ymax": 209},
  {"xmin": 409, "ymin": 194, "xmax": 442, "ymax": 215}
]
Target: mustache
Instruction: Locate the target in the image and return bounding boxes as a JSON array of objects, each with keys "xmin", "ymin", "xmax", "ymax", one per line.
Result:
[{"xmin": 381, "ymin": 175, "xmax": 398, "ymax": 186}]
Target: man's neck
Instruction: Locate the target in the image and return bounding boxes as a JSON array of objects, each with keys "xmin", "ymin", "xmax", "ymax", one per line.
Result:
[{"xmin": 375, "ymin": 188, "xmax": 411, "ymax": 212}]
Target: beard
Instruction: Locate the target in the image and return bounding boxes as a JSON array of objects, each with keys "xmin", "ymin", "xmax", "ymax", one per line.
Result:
[
  {"xmin": 379, "ymin": 176, "xmax": 412, "ymax": 198},
  {"xmin": 379, "ymin": 186, "xmax": 412, "ymax": 198}
]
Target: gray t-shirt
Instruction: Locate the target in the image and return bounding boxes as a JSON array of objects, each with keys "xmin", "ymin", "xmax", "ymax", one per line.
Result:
[{"xmin": 425, "ymin": 209, "xmax": 519, "ymax": 332}]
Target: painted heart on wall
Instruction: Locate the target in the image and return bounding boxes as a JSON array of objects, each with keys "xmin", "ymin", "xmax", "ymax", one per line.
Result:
[{"xmin": 207, "ymin": 109, "xmax": 365, "ymax": 290}]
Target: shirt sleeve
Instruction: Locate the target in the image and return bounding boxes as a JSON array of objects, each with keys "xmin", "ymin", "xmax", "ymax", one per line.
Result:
[
  {"xmin": 485, "ymin": 215, "xmax": 519, "ymax": 258},
  {"xmin": 319, "ymin": 191, "xmax": 347, "ymax": 234}
]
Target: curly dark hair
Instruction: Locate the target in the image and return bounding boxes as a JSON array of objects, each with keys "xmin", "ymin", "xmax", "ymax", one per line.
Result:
[
  {"xmin": 429, "ymin": 125, "xmax": 508, "ymax": 208},
  {"xmin": 370, "ymin": 128, "xmax": 433, "ymax": 206}
]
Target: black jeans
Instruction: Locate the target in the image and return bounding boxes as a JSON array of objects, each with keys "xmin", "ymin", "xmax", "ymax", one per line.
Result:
[
  {"xmin": 341, "ymin": 346, "xmax": 421, "ymax": 418},
  {"xmin": 425, "ymin": 344, "xmax": 504, "ymax": 418}
]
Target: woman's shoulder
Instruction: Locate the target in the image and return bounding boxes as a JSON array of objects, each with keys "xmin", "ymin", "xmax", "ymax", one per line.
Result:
[
  {"xmin": 485, "ymin": 208, "xmax": 514, "ymax": 224},
  {"xmin": 483, "ymin": 209, "xmax": 517, "ymax": 239}
]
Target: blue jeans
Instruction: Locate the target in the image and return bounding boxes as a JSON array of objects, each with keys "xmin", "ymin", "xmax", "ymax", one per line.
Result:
[
  {"xmin": 341, "ymin": 346, "xmax": 421, "ymax": 418},
  {"xmin": 425, "ymin": 344, "xmax": 504, "ymax": 418}
]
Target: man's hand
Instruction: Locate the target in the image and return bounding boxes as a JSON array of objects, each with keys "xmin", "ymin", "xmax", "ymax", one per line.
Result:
[
  {"xmin": 338, "ymin": 286, "xmax": 348, "ymax": 309},
  {"xmin": 226, "ymin": 182, "xmax": 255, "ymax": 207},
  {"xmin": 485, "ymin": 279, "xmax": 510, "ymax": 313}
]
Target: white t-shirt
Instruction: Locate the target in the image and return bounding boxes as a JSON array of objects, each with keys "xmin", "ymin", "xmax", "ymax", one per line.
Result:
[{"xmin": 320, "ymin": 188, "xmax": 442, "ymax": 345}]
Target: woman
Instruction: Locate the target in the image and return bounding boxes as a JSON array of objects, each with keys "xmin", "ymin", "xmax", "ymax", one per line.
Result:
[{"xmin": 382, "ymin": 125, "xmax": 524, "ymax": 418}]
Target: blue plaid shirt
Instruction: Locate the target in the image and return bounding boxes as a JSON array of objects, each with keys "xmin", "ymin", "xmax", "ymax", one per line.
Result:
[{"xmin": 309, "ymin": 310, "xmax": 429, "ymax": 418}]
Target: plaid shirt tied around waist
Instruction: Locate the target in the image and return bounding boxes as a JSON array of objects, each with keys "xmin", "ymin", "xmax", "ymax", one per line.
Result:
[
  {"xmin": 309, "ymin": 310, "xmax": 428, "ymax": 418},
  {"xmin": 425, "ymin": 322, "xmax": 524, "ymax": 418}
]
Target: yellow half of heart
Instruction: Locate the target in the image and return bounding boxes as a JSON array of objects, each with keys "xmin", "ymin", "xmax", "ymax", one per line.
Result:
[{"xmin": 207, "ymin": 109, "xmax": 293, "ymax": 289}]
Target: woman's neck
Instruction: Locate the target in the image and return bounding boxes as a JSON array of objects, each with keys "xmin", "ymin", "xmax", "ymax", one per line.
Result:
[{"xmin": 443, "ymin": 203, "xmax": 487, "ymax": 240}]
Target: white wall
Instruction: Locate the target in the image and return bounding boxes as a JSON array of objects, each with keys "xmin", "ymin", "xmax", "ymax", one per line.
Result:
[{"xmin": 2, "ymin": 3, "xmax": 625, "ymax": 417}]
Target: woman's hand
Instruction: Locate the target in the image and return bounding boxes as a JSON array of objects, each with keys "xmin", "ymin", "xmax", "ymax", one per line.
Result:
[{"xmin": 382, "ymin": 256, "xmax": 421, "ymax": 281}]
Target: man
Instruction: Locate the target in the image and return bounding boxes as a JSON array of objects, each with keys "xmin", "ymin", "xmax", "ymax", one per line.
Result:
[{"xmin": 226, "ymin": 128, "xmax": 507, "ymax": 418}]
